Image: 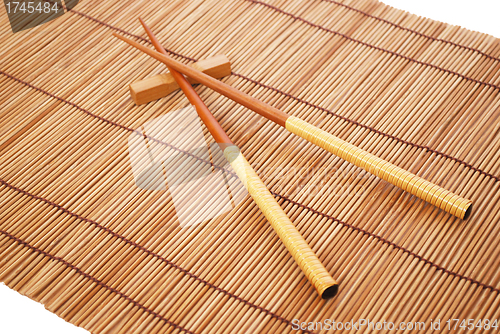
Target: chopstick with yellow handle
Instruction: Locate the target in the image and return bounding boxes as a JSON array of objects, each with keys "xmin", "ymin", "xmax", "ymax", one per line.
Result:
[
  {"xmin": 129, "ymin": 20, "xmax": 339, "ymax": 299},
  {"xmin": 113, "ymin": 33, "xmax": 473, "ymax": 220}
]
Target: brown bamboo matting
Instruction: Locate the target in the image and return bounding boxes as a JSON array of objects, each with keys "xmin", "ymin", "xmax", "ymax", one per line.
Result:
[{"xmin": 1, "ymin": 0, "xmax": 500, "ymax": 333}]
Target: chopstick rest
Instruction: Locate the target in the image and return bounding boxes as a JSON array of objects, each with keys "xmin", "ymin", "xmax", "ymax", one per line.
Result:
[{"xmin": 130, "ymin": 54, "xmax": 231, "ymax": 105}]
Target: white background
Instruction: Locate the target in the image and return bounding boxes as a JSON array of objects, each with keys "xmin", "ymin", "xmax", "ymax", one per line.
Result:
[{"xmin": 1, "ymin": 0, "xmax": 499, "ymax": 333}]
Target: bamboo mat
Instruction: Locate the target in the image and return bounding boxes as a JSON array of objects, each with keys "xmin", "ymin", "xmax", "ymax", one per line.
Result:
[{"xmin": 1, "ymin": 0, "xmax": 500, "ymax": 332}]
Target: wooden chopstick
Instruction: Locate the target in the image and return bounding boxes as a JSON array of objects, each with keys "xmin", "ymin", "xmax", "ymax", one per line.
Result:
[
  {"xmin": 135, "ymin": 19, "xmax": 339, "ymax": 299},
  {"xmin": 113, "ymin": 32, "xmax": 473, "ymax": 220}
]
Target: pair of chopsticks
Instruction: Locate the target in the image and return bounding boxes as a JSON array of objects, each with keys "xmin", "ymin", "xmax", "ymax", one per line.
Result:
[
  {"xmin": 115, "ymin": 18, "xmax": 473, "ymax": 297},
  {"xmin": 122, "ymin": 19, "xmax": 339, "ymax": 299}
]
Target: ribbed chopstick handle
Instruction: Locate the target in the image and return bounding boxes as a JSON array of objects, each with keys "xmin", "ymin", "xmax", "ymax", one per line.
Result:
[
  {"xmin": 223, "ymin": 145, "xmax": 338, "ymax": 298},
  {"xmin": 285, "ymin": 116, "xmax": 473, "ymax": 219}
]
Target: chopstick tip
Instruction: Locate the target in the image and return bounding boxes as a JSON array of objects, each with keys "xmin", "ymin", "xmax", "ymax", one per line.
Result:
[
  {"xmin": 112, "ymin": 32, "xmax": 128, "ymax": 43},
  {"xmin": 138, "ymin": 17, "xmax": 151, "ymax": 34}
]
